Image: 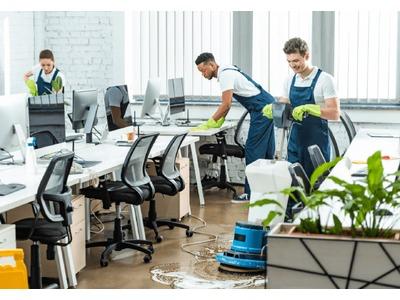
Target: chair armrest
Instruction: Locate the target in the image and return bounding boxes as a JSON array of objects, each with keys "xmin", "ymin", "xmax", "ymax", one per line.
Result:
[{"xmin": 41, "ymin": 187, "xmax": 73, "ymax": 226}]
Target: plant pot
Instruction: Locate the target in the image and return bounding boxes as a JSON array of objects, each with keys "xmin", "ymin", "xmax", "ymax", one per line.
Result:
[{"xmin": 267, "ymin": 223, "xmax": 400, "ymax": 289}]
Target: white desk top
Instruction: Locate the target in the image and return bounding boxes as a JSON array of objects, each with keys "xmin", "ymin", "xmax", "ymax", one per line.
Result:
[
  {"xmin": 137, "ymin": 121, "xmax": 236, "ymax": 137},
  {"xmin": 0, "ymin": 134, "xmax": 199, "ymax": 214},
  {"xmin": 299, "ymin": 128, "xmax": 400, "ymax": 229}
]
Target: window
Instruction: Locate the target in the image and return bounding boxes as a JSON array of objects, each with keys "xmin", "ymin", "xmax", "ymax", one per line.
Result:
[
  {"xmin": 252, "ymin": 11, "xmax": 312, "ymax": 97},
  {"xmin": 0, "ymin": 15, "xmax": 10, "ymax": 95},
  {"xmin": 125, "ymin": 11, "xmax": 233, "ymax": 97},
  {"xmin": 334, "ymin": 11, "xmax": 398, "ymax": 102}
]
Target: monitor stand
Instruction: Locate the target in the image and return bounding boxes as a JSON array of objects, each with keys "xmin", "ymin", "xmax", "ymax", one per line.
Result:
[
  {"xmin": 0, "ymin": 151, "xmax": 13, "ymax": 162},
  {"xmin": 84, "ymin": 104, "xmax": 99, "ymax": 144}
]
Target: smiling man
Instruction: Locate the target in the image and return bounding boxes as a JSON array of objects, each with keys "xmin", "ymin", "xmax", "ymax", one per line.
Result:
[{"xmin": 262, "ymin": 37, "xmax": 340, "ymax": 177}]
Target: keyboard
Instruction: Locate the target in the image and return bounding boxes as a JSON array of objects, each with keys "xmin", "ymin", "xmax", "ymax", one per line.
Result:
[
  {"xmin": 74, "ymin": 159, "xmax": 101, "ymax": 168},
  {"xmin": 0, "ymin": 183, "xmax": 26, "ymax": 196},
  {"xmin": 175, "ymin": 122, "xmax": 203, "ymax": 127}
]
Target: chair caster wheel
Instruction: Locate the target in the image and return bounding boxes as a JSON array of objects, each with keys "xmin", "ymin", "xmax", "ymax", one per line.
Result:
[
  {"xmin": 143, "ymin": 255, "xmax": 152, "ymax": 263},
  {"xmin": 100, "ymin": 259, "xmax": 109, "ymax": 267},
  {"xmin": 156, "ymin": 235, "xmax": 163, "ymax": 243},
  {"xmin": 168, "ymin": 225, "xmax": 175, "ymax": 230},
  {"xmin": 147, "ymin": 245, "xmax": 154, "ymax": 254},
  {"xmin": 186, "ymin": 230, "xmax": 193, "ymax": 237}
]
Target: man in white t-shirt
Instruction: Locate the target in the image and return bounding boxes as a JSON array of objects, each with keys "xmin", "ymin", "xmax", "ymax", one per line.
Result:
[
  {"xmin": 195, "ymin": 53, "xmax": 275, "ymax": 203},
  {"xmin": 23, "ymin": 49, "xmax": 66, "ymax": 96},
  {"xmin": 263, "ymin": 37, "xmax": 340, "ymax": 178}
]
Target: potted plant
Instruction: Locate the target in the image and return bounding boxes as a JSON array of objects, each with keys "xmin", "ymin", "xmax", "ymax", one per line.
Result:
[{"xmin": 250, "ymin": 151, "xmax": 400, "ymax": 288}]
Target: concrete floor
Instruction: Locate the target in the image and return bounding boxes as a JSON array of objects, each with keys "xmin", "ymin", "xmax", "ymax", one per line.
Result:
[{"xmin": 76, "ymin": 188, "xmax": 251, "ymax": 289}]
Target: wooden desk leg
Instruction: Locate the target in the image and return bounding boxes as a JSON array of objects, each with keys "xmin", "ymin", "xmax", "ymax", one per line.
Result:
[
  {"xmin": 189, "ymin": 142, "xmax": 205, "ymax": 207},
  {"xmin": 55, "ymin": 245, "xmax": 68, "ymax": 289}
]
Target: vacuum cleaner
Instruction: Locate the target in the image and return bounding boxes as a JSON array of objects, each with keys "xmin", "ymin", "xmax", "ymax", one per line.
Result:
[
  {"xmin": 216, "ymin": 103, "xmax": 298, "ymax": 273},
  {"xmin": 216, "ymin": 222, "xmax": 268, "ymax": 272}
]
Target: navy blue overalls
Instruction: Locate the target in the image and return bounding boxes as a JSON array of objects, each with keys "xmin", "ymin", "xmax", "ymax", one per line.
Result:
[
  {"xmin": 221, "ymin": 67, "xmax": 275, "ymax": 197},
  {"xmin": 36, "ymin": 68, "xmax": 60, "ymax": 95},
  {"xmin": 287, "ymin": 69, "xmax": 330, "ymax": 178}
]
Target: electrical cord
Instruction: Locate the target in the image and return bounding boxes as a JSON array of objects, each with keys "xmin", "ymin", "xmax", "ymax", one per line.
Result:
[
  {"xmin": 180, "ymin": 215, "xmax": 231, "ymax": 260},
  {"xmin": 89, "ymin": 199, "xmax": 105, "ymax": 234}
]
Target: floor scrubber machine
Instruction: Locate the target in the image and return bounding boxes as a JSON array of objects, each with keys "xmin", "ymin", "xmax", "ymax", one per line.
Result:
[{"xmin": 216, "ymin": 103, "xmax": 297, "ymax": 273}]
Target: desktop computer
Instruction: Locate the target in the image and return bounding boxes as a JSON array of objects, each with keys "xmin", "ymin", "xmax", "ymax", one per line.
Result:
[
  {"xmin": 0, "ymin": 94, "xmax": 28, "ymax": 162},
  {"xmin": 72, "ymin": 89, "xmax": 99, "ymax": 143}
]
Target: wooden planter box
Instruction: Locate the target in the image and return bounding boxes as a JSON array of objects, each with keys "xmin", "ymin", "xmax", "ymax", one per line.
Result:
[{"xmin": 267, "ymin": 223, "xmax": 400, "ymax": 289}]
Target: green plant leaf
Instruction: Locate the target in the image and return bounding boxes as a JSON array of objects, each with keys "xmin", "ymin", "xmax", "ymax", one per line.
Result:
[
  {"xmin": 262, "ymin": 211, "xmax": 282, "ymax": 227},
  {"xmin": 367, "ymin": 151, "xmax": 384, "ymax": 197},
  {"xmin": 248, "ymin": 198, "xmax": 284, "ymax": 209},
  {"xmin": 310, "ymin": 157, "xmax": 342, "ymax": 189},
  {"xmin": 331, "ymin": 214, "xmax": 343, "ymax": 234}
]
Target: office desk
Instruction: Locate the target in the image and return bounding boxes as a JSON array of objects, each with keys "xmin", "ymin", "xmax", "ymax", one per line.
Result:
[
  {"xmin": 300, "ymin": 128, "xmax": 400, "ymax": 228},
  {"xmin": 138, "ymin": 121, "xmax": 237, "ymax": 206},
  {"xmin": 0, "ymin": 133, "xmax": 199, "ymax": 288}
]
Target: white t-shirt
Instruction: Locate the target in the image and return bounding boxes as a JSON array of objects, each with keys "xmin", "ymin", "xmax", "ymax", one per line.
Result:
[
  {"xmin": 217, "ymin": 65, "xmax": 260, "ymax": 98},
  {"xmin": 282, "ymin": 67, "xmax": 338, "ymax": 105},
  {"xmin": 31, "ymin": 64, "xmax": 66, "ymax": 87}
]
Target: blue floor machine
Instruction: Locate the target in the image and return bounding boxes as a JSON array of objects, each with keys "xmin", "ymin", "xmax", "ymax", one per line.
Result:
[{"xmin": 216, "ymin": 222, "xmax": 268, "ymax": 273}]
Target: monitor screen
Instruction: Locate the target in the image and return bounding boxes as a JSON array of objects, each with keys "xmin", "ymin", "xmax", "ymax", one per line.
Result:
[
  {"xmin": 141, "ymin": 78, "xmax": 161, "ymax": 118},
  {"xmin": 104, "ymin": 85, "xmax": 132, "ymax": 131},
  {"xmin": 168, "ymin": 78, "xmax": 185, "ymax": 115},
  {"xmin": 72, "ymin": 89, "xmax": 98, "ymax": 131},
  {"xmin": 0, "ymin": 94, "xmax": 28, "ymax": 153},
  {"xmin": 28, "ymin": 94, "xmax": 66, "ymax": 149}
]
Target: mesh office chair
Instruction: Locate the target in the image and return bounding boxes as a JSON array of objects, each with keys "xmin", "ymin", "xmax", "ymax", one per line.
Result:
[
  {"xmin": 285, "ymin": 162, "xmax": 311, "ymax": 222},
  {"xmin": 31, "ymin": 130, "xmax": 59, "ymax": 149},
  {"xmin": 199, "ymin": 111, "xmax": 250, "ymax": 197},
  {"xmin": 80, "ymin": 133, "xmax": 159, "ymax": 267},
  {"xmin": 144, "ymin": 133, "xmax": 193, "ymax": 242},
  {"xmin": 14, "ymin": 152, "xmax": 74, "ymax": 289},
  {"xmin": 340, "ymin": 111, "xmax": 357, "ymax": 143},
  {"xmin": 328, "ymin": 127, "xmax": 340, "ymax": 159}
]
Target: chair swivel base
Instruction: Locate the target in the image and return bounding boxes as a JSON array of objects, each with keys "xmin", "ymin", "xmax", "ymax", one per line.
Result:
[
  {"xmin": 201, "ymin": 164, "xmax": 238, "ymax": 197},
  {"xmin": 86, "ymin": 217, "xmax": 153, "ymax": 267},
  {"xmin": 143, "ymin": 217, "xmax": 194, "ymax": 243}
]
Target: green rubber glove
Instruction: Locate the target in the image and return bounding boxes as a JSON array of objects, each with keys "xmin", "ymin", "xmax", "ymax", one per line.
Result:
[
  {"xmin": 51, "ymin": 76, "xmax": 63, "ymax": 93},
  {"xmin": 25, "ymin": 79, "xmax": 38, "ymax": 96},
  {"xmin": 292, "ymin": 104, "xmax": 321, "ymax": 121},
  {"xmin": 262, "ymin": 104, "xmax": 273, "ymax": 119},
  {"xmin": 208, "ymin": 116, "xmax": 225, "ymax": 128}
]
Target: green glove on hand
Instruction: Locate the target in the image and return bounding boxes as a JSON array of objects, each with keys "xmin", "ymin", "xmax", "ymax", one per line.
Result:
[
  {"xmin": 292, "ymin": 104, "xmax": 321, "ymax": 121},
  {"xmin": 190, "ymin": 117, "xmax": 225, "ymax": 131},
  {"xmin": 262, "ymin": 104, "xmax": 273, "ymax": 119},
  {"xmin": 207, "ymin": 116, "xmax": 225, "ymax": 128},
  {"xmin": 51, "ymin": 76, "xmax": 63, "ymax": 93},
  {"xmin": 25, "ymin": 79, "xmax": 38, "ymax": 96}
]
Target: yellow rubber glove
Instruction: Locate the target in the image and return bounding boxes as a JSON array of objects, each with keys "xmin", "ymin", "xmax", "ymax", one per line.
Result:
[
  {"xmin": 262, "ymin": 104, "xmax": 273, "ymax": 119},
  {"xmin": 292, "ymin": 104, "xmax": 321, "ymax": 121},
  {"xmin": 25, "ymin": 79, "xmax": 38, "ymax": 96}
]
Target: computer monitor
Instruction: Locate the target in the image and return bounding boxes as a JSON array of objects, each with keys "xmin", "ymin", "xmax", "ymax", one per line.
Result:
[
  {"xmin": 72, "ymin": 89, "xmax": 99, "ymax": 143},
  {"xmin": 141, "ymin": 78, "xmax": 161, "ymax": 119},
  {"xmin": 28, "ymin": 94, "xmax": 66, "ymax": 148},
  {"xmin": 104, "ymin": 85, "xmax": 132, "ymax": 132},
  {"xmin": 0, "ymin": 94, "xmax": 28, "ymax": 161},
  {"xmin": 168, "ymin": 78, "xmax": 185, "ymax": 116}
]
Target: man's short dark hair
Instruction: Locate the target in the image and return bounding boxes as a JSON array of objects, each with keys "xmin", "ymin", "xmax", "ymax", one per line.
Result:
[
  {"xmin": 39, "ymin": 49, "xmax": 54, "ymax": 61},
  {"xmin": 283, "ymin": 38, "xmax": 309, "ymax": 56},
  {"xmin": 195, "ymin": 52, "xmax": 215, "ymax": 65}
]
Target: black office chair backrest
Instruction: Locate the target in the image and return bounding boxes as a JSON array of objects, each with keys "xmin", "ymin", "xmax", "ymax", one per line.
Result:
[
  {"xmin": 31, "ymin": 130, "xmax": 59, "ymax": 149},
  {"xmin": 121, "ymin": 133, "xmax": 159, "ymax": 193},
  {"xmin": 308, "ymin": 144, "xmax": 327, "ymax": 170},
  {"xmin": 289, "ymin": 163, "xmax": 311, "ymax": 195},
  {"xmin": 159, "ymin": 133, "xmax": 187, "ymax": 180},
  {"xmin": 328, "ymin": 127, "xmax": 340, "ymax": 159},
  {"xmin": 36, "ymin": 151, "xmax": 74, "ymax": 227},
  {"xmin": 234, "ymin": 110, "xmax": 250, "ymax": 150},
  {"xmin": 340, "ymin": 111, "xmax": 356, "ymax": 142}
]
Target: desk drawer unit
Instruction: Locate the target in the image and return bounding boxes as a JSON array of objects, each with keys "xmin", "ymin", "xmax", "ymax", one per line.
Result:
[{"xmin": 0, "ymin": 225, "xmax": 16, "ymax": 249}]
